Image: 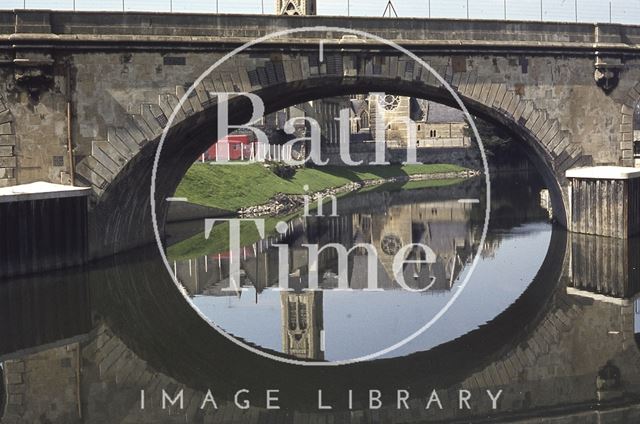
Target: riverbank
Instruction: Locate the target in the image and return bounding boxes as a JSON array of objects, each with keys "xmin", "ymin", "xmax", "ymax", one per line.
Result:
[
  {"xmin": 167, "ymin": 163, "xmax": 477, "ymax": 260},
  {"xmin": 173, "ymin": 162, "xmax": 471, "ymax": 214},
  {"xmin": 239, "ymin": 169, "xmax": 479, "ymax": 218}
]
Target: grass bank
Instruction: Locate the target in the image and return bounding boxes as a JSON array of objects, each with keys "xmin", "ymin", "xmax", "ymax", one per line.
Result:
[
  {"xmin": 174, "ymin": 162, "xmax": 467, "ymax": 212},
  {"xmin": 167, "ymin": 177, "xmax": 469, "ymax": 260}
]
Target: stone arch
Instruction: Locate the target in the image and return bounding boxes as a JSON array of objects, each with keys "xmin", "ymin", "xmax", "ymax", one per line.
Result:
[
  {"xmin": 622, "ymin": 82, "xmax": 640, "ymax": 168},
  {"xmin": 0, "ymin": 94, "xmax": 16, "ymax": 187},
  {"xmin": 620, "ymin": 81, "xmax": 640, "ymax": 167},
  {"xmin": 76, "ymin": 54, "xmax": 590, "ymax": 257}
]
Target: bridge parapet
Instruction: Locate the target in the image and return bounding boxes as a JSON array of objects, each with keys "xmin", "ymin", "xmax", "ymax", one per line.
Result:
[{"xmin": 3, "ymin": 10, "xmax": 640, "ymax": 49}]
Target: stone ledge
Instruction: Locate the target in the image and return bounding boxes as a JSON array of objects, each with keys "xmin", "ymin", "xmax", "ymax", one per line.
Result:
[{"xmin": 566, "ymin": 165, "xmax": 640, "ymax": 179}]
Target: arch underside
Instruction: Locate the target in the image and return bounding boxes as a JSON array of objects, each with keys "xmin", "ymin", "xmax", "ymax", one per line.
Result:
[{"xmin": 80, "ymin": 71, "xmax": 589, "ymax": 258}]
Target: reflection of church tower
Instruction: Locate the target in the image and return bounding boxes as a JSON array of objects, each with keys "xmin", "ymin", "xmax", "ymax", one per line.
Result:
[
  {"xmin": 276, "ymin": 0, "xmax": 317, "ymax": 15},
  {"xmin": 281, "ymin": 291, "xmax": 324, "ymax": 360},
  {"xmin": 372, "ymin": 204, "xmax": 414, "ymax": 280}
]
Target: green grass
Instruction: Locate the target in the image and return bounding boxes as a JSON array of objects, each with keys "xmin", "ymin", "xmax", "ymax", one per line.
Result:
[
  {"xmin": 174, "ymin": 162, "xmax": 467, "ymax": 212},
  {"xmin": 167, "ymin": 216, "xmax": 287, "ymax": 261},
  {"xmin": 355, "ymin": 177, "xmax": 466, "ymax": 194}
]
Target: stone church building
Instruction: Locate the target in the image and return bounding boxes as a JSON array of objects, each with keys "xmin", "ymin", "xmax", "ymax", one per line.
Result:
[{"xmin": 276, "ymin": 0, "xmax": 317, "ymax": 15}]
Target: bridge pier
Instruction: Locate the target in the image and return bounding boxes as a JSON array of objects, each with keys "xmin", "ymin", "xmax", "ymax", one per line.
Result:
[{"xmin": 566, "ymin": 166, "xmax": 640, "ymax": 238}]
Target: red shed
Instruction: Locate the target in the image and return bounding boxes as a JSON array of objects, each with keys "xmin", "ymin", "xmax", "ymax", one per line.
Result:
[{"xmin": 206, "ymin": 135, "xmax": 252, "ymax": 161}]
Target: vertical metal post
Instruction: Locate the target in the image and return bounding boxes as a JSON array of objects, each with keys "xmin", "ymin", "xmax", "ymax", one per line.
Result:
[
  {"xmin": 466, "ymin": 0, "xmax": 469, "ymax": 19},
  {"xmin": 609, "ymin": 1, "xmax": 612, "ymax": 23},
  {"xmin": 428, "ymin": 0, "xmax": 431, "ymax": 18},
  {"xmin": 540, "ymin": 0, "xmax": 543, "ymax": 21},
  {"xmin": 23, "ymin": 0, "xmax": 25, "ymax": 9},
  {"xmin": 122, "ymin": 0, "xmax": 125, "ymax": 12},
  {"xmin": 262, "ymin": 0, "xmax": 265, "ymax": 14},
  {"xmin": 170, "ymin": 0, "xmax": 172, "ymax": 12},
  {"xmin": 574, "ymin": 0, "xmax": 578, "ymax": 22},
  {"xmin": 504, "ymin": 0, "xmax": 507, "ymax": 20},
  {"xmin": 216, "ymin": 0, "xmax": 219, "ymax": 13},
  {"xmin": 73, "ymin": 0, "xmax": 76, "ymax": 11},
  {"xmin": 348, "ymin": 0, "xmax": 350, "ymax": 16}
]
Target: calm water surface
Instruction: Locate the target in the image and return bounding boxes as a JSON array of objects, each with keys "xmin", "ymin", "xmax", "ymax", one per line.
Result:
[{"xmin": 168, "ymin": 173, "xmax": 552, "ymax": 361}]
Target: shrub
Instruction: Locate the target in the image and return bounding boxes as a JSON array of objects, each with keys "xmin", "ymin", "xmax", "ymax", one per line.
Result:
[{"xmin": 269, "ymin": 163, "xmax": 297, "ymax": 179}]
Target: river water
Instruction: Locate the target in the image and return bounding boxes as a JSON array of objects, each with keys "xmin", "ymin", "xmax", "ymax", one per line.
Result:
[
  {"xmin": 1, "ymin": 170, "xmax": 640, "ymax": 422},
  {"xmin": 168, "ymin": 172, "xmax": 550, "ymax": 362}
]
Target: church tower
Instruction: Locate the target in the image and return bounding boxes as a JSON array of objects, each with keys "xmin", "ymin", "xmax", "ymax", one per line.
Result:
[{"xmin": 276, "ymin": 0, "xmax": 317, "ymax": 15}]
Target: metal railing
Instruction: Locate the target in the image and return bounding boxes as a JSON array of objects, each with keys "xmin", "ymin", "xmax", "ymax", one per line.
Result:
[{"xmin": 2, "ymin": 0, "xmax": 640, "ymax": 25}]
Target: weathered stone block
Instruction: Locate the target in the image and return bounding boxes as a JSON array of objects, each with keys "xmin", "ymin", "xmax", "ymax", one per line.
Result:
[
  {"xmin": 0, "ymin": 109, "xmax": 11, "ymax": 124},
  {"xmin": 7, "ymin": 383, "xmax": 25, "ymax": 394},
  {"xmin": 0, "ymin": 121, "xmax": 12, "ymax": 135},
  {"xmin": 542, "ymin": 130, "xmax": 558, "ymax": 148},
  {"xmin": 0, "ymin": 145, "xmax": 13, "ymax": 156},
  {"xmin": 0, "ymin": 167, "xmax": 14, "ymax": 179},
  {"xmin": 552, "ymin": 137, "xmax": 570, "ymax": 156},
  {"xmin": 620, "ymin": 124, "xmax": 633, "ymax": 133},
  {"xmin": 7, "ymin": 360, "xmax": 25, "ymax": 372},
  {"xmin": 6, "ymin": 372, "xmax": 23, "ymax": 385},
  {"xmin": 0, "ymin": 156, "xmax": 16, "ymax": 167},
  {"xmin": 621, "ymin": 104, "xmax": 634, "ymax": 116},
  {"xmin": 8, "ymin": 393, "xmax": 24, "ymax": 405},
  {"xmin": 0, "ymin": 178, "xmax": 16, "ymax": 187},
  {"xmin": 0, "ymin": 135, "xmax": 14, "ymax": 145}
]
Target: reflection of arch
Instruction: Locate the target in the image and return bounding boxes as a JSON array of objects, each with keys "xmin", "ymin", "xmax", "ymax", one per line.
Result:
[
  {"xmin": 83, "ymin": 74, "xmax": 578, "ymax": 257},
  {"xmin": 89, "ymin": 219, "xmax": 568, "ymax": 412}
]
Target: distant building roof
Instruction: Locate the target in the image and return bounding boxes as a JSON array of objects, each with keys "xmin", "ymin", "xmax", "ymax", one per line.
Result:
[{"xmin": 425, "ymin": 102, "xmax": 466, "ymax": 124}]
